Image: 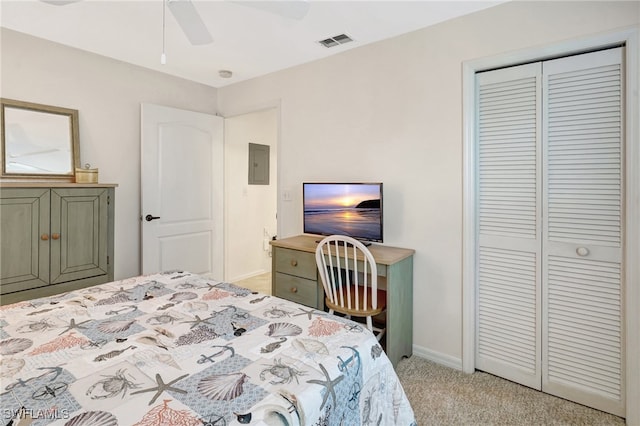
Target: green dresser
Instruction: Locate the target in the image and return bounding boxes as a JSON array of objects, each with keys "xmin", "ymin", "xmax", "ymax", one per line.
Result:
[{"xmin": 0, "ymin": 184, "xmax": 116, "ymax": 304}]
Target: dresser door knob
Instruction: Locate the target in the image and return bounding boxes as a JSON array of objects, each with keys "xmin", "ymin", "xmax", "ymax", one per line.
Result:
[
  {"xmin": 290, "ymin": 287, "xmax": 298, "ymax": 293},
  {"xmin": 290, "ymin": 260, "xmax": 298, "ymax": 267}
]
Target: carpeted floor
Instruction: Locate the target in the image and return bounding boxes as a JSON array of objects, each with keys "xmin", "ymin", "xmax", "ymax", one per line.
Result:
[{"xmin": 395, "ymin": 356, "xmax": 625, "ymax": 425}]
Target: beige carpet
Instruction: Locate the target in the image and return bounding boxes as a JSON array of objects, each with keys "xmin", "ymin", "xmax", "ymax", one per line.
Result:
[{"xmin": 395, "ymin": 356, "xmax": 625, "ymax": 425}]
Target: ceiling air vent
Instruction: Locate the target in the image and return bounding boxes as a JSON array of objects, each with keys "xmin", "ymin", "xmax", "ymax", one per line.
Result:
[{"xmin": 318, "ymin": 34, "xmax": 353, "ymax": 48}]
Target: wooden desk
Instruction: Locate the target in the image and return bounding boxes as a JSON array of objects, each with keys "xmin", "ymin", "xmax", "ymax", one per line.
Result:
[{"xmin": 270, "ymin": 234, "xmax": 414, "ymax": 367}]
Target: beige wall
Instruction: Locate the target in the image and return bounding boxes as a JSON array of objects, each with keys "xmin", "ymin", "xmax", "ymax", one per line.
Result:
[
  {"xmin": 0, "ymin": 28, "xmax": 219, "ymax": 280},
  {"xmin": 217, "ymin": 1, "xmax": 640, "ymax": 363},
  {"xmin": 224, "ymin": 108, "xmax": 278, "ymax": 282}
]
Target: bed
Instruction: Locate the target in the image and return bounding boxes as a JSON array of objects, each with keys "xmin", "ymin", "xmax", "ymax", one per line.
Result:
[{"xmin": 0, "ymin": 271, "xmax": 416, "ymax": 425}]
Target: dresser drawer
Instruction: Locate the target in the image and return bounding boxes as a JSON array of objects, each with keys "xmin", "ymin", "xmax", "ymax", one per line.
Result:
[
  {"xmin": 274, "ymin": 272, "xmax": 320, "ymax": 309},
  {"xmin": 274, "ymin": 247, "xmax": 317, "ymax": 280}
]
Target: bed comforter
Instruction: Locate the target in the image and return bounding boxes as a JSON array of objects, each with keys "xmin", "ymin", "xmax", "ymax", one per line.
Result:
[{"xmin": 0, "ymin": 271, "xmax": 416, "ymax": 425}]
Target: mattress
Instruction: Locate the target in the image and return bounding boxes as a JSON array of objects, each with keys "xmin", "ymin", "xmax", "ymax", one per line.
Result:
[{"xmin": 0, "ymin": 271, "xmax": 416, "ymax": 425}]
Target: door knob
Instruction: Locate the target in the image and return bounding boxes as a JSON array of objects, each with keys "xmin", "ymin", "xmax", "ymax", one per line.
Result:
[
  {"xmin": 145, "ymin": 215, "xmax": 161, "ymax": 222},
  {"xmin": 41, "ymin": 234, "xmax": 49, "ymax": 241},
  {"xmin": 52, "ymin": 233, "xmax": 60, "ymax": 240}
]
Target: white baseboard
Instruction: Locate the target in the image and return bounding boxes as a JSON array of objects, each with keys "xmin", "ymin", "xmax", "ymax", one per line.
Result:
[
  {"xmin": 230, "ymin": 269, "xmax": 270, "ymax": 283},
  {"xmin": 411, "ymin": 344, "xmax": 463, "ymax": 371}
]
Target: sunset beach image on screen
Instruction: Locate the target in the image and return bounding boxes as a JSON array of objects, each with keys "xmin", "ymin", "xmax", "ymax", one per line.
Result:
[{"xmin": 303, "ymin": 183, "xmax": 383, "ymax": 242}]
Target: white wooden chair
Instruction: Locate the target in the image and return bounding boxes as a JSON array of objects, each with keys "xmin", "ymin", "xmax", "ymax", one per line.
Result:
[{"xmin": 315, "ymin": 235, "xmax": 386, "ymax": 341}]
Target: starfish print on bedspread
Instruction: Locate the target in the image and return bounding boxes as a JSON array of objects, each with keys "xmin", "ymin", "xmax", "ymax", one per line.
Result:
[
  {"xmin": 109, "ymin": 286, "xmax": 134, "ymax": 297},
  {"xmin": 203, "ymin": 282, "xmax": 218, "ymax": 290},
  {"xmin": 182, "ymin": 315, "xmax": 216, "ymax": 330},
  {"xmin": 130, "ymin": 373, "xmax": 189, "ymax": 405},
  {"xmin": 58, "ymin": 318, "xmax": 91, "ymax": 335},
  {"xmin": 293, "ymin": 307, "xmax": 326, "ymax": 320},
  {"xmin": 306, "ymin": 363, "xmax": 344, "ymax": 411}
]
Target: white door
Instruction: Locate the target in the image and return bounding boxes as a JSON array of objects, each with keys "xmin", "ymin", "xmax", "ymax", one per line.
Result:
[
  {"xmin": 475, "ymin": 47, "xmax": 625, "ymax": 416},
  {"xmin": 541, "ymin": 48, "xmax": 624, "ymax": 415},
  {"xmin": 475, "ymin": 62, "xmax": 543, "ymax": 389},
  {"xmin": 141, "ymin": 103, "xmax": 224, "ymax": 277}
]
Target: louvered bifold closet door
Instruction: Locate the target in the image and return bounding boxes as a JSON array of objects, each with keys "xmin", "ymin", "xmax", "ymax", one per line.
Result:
[
  {"xmin": 475, "ymin": 63, "xmax": 542, "ymax": 389},
  {"xmin": 542, "ymin": 47, "xmax": 624, "ymax": 416}
]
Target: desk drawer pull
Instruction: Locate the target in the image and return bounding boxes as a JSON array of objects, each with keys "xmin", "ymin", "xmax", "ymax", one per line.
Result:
[
  {"xmin": 290, "ymin": 260, "xmax": 298, "ymax": 267},
  {"xmin": 290, "ymin": 287, "xmax": 298, "ymax": 293}
]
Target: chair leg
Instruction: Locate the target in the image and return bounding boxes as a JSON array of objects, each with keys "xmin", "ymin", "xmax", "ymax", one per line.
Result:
[
  {"xmin": 366, "ymin": 316, "xmax": 373, "ymax": 333},
  {"xmin": 368, "ymin": 316, "xmax": 386, "ymax": 341},
  {"xmin": 373, "ymin": 327, "xmax": 386, "ymax": 342}
]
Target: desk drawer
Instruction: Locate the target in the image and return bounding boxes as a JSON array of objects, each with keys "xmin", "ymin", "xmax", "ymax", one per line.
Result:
[
  {"xmin": 274, "ymin": 248, "xmax": 317, "ymax": 280},
  {"xmin": 274, "ymin": 272, "xmax": 319, "ymax": 309}
]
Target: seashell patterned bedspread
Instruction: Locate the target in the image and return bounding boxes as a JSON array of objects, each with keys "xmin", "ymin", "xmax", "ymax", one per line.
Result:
[{"xmin": 0, "ymin": 271, "xmax": 416, "ymax": 425}]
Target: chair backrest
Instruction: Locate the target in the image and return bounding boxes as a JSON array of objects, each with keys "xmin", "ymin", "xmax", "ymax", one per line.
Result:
[{"xmin": 315, "ymin": 235, "xmax": 378, "ymax": 312}]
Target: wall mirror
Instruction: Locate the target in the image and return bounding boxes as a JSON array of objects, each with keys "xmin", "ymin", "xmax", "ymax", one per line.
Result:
[{"xmin": 1, "ymin": 98, "xmax": 80, "ymax": 179}]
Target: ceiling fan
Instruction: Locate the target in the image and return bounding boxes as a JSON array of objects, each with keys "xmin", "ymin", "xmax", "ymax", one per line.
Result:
[{"xmin": 40, "ymin": 0, "xmax": 311, "ymax": 47}]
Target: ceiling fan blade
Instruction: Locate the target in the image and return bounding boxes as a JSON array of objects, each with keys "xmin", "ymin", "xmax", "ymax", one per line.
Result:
[
  {"xmin": 167, "ymin": 0, "xmax": 213, "ymax": 46},
  {"xmin": 40, "ymin": 0, "xmax": 82, "ymax": 5},
  {"xmin": 232, "ymin": 1, "xmax": 310, "ymax": 20}
]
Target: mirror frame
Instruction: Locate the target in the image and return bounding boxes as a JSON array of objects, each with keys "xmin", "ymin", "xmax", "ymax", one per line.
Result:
[{"xmin": 1, "ymin": 98, "xmax": 80, "ymax": 180}]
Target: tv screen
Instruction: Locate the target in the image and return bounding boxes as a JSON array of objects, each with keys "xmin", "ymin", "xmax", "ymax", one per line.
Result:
[{"xmin": 303, "ymin": 182, "xmax": 383, "ymax": 243}]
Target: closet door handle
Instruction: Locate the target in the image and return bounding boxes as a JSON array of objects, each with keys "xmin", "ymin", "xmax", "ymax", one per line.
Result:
[
  {"xmin": 576, "ymin": 247, "xmax": 590, "ymax": 256},
  {"xmin": 52, "ymin": 233, "xmax": 60, "ymax": 240},
  {"xmin": 41, "ymin": 234, "xmax": 49, "ymax": 241},
  {"xmin": 145, "ymin": 214, "xmax": 161, "ymax": 222}
]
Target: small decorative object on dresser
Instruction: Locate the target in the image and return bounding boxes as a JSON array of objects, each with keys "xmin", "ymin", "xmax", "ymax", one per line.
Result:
[
  {"xmin": 0, "ymin": 182, "xmax": 116, "ymax": 304},
  {"xmin": 75, "ymin": 163, "xmax": 99, "ymax": 183}
]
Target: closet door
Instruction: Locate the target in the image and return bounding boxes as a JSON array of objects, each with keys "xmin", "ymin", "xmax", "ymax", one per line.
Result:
[
  {"xmin": 475, "ymin": 63, "xmax": 542, "ymax": 389},
  {"xmin": 542, "ymin": 47, "xmax": 624, "ymax": 416}
]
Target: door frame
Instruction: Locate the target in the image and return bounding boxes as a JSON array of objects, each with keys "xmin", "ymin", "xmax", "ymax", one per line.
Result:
[{"xmin": 462, "ymin": 28, "xmax": 639, "ymax": 422}]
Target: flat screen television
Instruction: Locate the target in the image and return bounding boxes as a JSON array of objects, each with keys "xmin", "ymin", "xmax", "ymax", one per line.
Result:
[{"xmin": 303, "ymin": 182, "xmax": 383, "ymax": 243}]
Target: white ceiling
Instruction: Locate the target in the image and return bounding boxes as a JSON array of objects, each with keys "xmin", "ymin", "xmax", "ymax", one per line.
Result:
[{"xmin": 1, "ymin": 0, "xmax": 504, "ymax": 88}]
